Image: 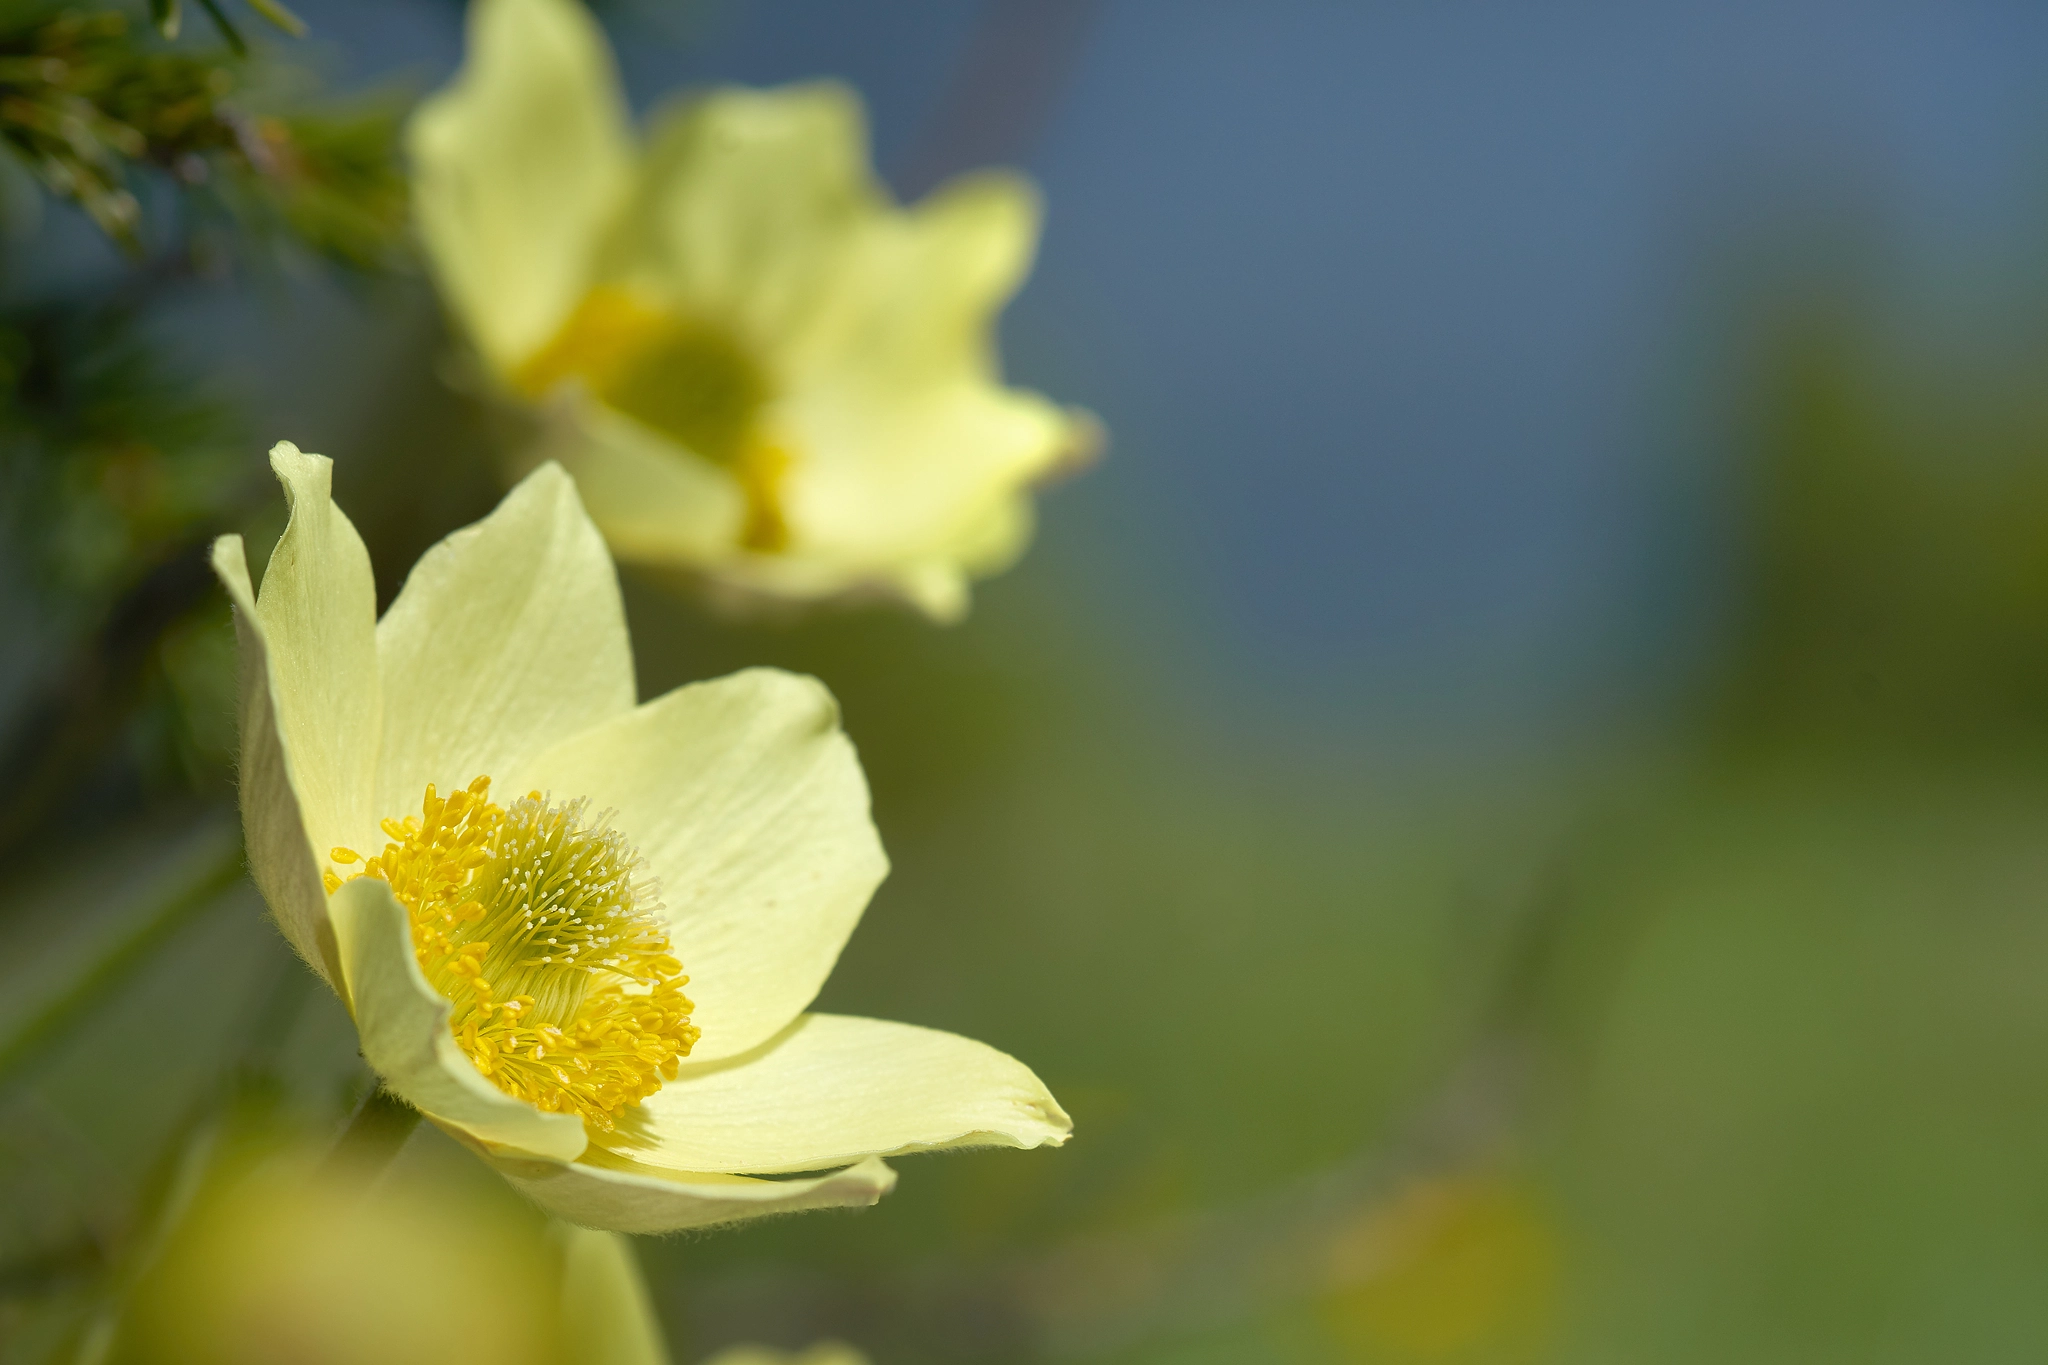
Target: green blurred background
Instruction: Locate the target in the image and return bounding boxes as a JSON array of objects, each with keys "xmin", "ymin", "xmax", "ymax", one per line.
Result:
[{"xmin": 9, "ymin": 2, "xmax": 2048, "ymax": 1362}]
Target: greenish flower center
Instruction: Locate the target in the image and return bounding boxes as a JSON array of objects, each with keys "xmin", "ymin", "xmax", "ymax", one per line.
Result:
[
  {"xmin": 599, "ymin": 314, "xmax": 767, "ymax": 469},
  {"xmin": 516, "ymin": 287, "xmax": 791, "ymax": 551}
]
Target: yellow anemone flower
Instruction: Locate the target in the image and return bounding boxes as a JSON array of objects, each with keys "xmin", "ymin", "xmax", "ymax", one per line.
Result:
[
  {"xmin": 407, "ymin": 0, "xmax": 1094, "ymax": 623},
  {"xmin": 212, "ymin": 443, "xmax": 1069, "ymax": 1232}
]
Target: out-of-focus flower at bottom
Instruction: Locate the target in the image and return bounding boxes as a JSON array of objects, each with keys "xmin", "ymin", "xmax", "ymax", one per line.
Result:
[
  {"xmin": 1317, "ymin": 1171, "xmax": 1558, "ymax": 1363},
  {"xmin": 699, "ymin": 1344, "xmax": 871, "ymax": 1365},
  {"xmin": 557, "ymin": 1223, "xmax": 673, "ymax": 1365},
  {"xmin": 114, "ymin": 1155, "xmax": 670, "ymax": 1365}
]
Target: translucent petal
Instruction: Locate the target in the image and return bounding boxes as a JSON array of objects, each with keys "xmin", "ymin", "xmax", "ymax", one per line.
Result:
[
  {"xmin": 374, "ymin": 463, "xmax": 634, "ymax": 828},
  {"xmin": 534, "ymin": 393, "xmax": 743, "ymax": 567},
  {"xmin": 772, "ymin": 173, "xmax": 1086, "ymax": 579},
  {"xmin": 409, "ymin": 0, "xmax": 632, "ymax": 372},
  {"xmin": 602, "ymin": 82, "xmax": 876, "ymax": 362},
  {"xmin": 794, "ymin": 170, "xmax": 1044, "ymax": 393},
  {"xmin": 212, "ymin": 536, "xmax": 339, "ymax": 988},
  {"xmin": 494, "ymin": 1152, "xmax": 896, "ymax": 1235},
  {"xmin": 209, "ymin": 444, "xmax": 379, "ymax": 984},
  {"xmin": 590, "ymin": 1014, "xmax": 1070, "ymax": 1176},
  {"xmin": 512, "ymin": 669, "xmax": 885, "ymax": 1062}
]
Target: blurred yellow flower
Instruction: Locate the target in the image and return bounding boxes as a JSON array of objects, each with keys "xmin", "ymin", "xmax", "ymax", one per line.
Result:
[
  {"xmin": 116, "ymin": 1146, "xmax": 675, "ymax": 1365},
  {"xmin": 212, "ymin": 443, "xmax": 1070, "ymax": 1232},
  {"xmin": 702, "ymin": 1344, "xmax": 871, "ymax": 1365},
  {"xmin": 557, "ymin": 1224, "xmax": 674, "ymax": 1365},
  {"xmin": 122, "ymin": 1158, "xmax": 559, "ymax": 1365},
  {"xmin": 408, "ymin": 0, "xmax": 1095, "ymax": 622},
  {"xmin": 1319, "ymin": 1171, "xmax": 1557, "ymax": 1363}
]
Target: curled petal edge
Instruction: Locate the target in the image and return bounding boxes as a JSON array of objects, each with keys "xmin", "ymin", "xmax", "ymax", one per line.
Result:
[
  {"xmin": 211, "ymin": 534, "xmax": 342, "ymax": 990},
  {"xmin": 488, "ymin": 1150, "xmax": 898, "ymax": 1235},
  {"xmin": 328, "ymin": 876, "xmax": 590, "ymax": 1164}
]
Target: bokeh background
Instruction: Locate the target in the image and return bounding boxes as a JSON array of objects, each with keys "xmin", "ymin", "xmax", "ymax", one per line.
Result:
[{"xmin": 8, "ymin": 1, "xmax": 2048, "ymax": 1361}]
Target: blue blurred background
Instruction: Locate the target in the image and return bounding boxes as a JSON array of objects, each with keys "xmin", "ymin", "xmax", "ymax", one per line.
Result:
[
  {"xmin": 11, "ymin": 2, "xmax": 2048, "ymax": 1362},
  {"xmin": 234, "ymin": 0, "xmax": 2048, "ymax": 744}
]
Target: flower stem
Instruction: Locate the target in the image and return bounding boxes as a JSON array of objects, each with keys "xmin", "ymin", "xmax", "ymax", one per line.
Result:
[
  {"xmin": 0, "ymin": 830, "xmax": 245, "ymax": 1092},
  {"xmin": 321, "ymin": 1086, "xmax": 420, "ymax": 1175}
]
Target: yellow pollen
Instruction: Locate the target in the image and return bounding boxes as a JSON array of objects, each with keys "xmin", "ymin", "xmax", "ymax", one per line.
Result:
[
  {"xmin": 515, "ymin": 286, "xmax": 793, "ymax": 554},
  {"xmin": 329, "ymin": 776, "xmax": 699, "ymax": 1129}
]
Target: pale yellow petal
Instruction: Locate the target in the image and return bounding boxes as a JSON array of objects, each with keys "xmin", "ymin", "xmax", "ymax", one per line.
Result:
[
  {"xmin": 511, "ymin": 669, "xmax": 885, "ymax": 1063},
  {"xmin": 939, "ymin": 480, "xmax": 1036, "ymax": 576},
  {"xmin": 493, "ymin": 1153, "xmax": 896, "ymax": 1235},
  {"xmin": 682, "ymin": 551, "xmax": 885, "ymax": 616},
  {"xmin": 252, "ymin": 443, "xmax": 381, "ymax": 863},
  {"xmin": 803, "ymin": 170, "xmax": 1044, "ymax": 393},
  {"xmin": 328, "ymin": 876, "xmax": 588, "ymax": 1163},
  {"xmin": 536, "ymin": 393, "xmax": 743, "ymax": 566},
  {"xmin": 775, "ymin": 383, "xmax": 1077, "ymax": 591},
  {"xmin": 555, "ymin": 1227, "xmax": 670, "ymax": 1365},
  {"xmin": 889, "ymin": 558, "xmax": 972, "ymax": 624},
  {"xmin": 211, "ymin": 535, "xmax": 340, "ymax": 988},
  {"xmin": 602, "ymin": 82, "xmax": 876, "ymax": 361},
  {"xmin": 874, "ymin": 482, "xmax": 1040, "ymax": 623},
  {"xmin": 209, "ymin": 444, "xmax": 380, "ymax": 985},
  {"xmin": 760, "ymin": 173, "xmax": 1083, "ymax": 601},
  {"xmin": 592, "ymin": 1014, "xmax": 1070, "ymax": 1176},
  {"xmin": 374, "ymin": 462, "xmax": 634, "ymax": 829},
  {"xmin": 698, "ymin": 545, "xmax": 974, "ymax": 624},
  {"xmin": 409, "ymin": 0, "xmax": 632, "ymax": 373}
]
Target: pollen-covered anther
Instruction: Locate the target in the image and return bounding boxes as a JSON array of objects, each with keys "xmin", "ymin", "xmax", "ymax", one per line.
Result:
[{"xmin": 329, "ymin": 776, "xmax": 699, "ymax": 1128}]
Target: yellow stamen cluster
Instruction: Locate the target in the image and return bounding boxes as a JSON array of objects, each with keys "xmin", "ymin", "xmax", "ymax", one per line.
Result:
[
  {"xmin": 514, "ymin": 286, "xmax": 794, "ymax": 552},
  {"xmin": 327, "ymin": 776, "xmax": 699, "ymax": 1129}
]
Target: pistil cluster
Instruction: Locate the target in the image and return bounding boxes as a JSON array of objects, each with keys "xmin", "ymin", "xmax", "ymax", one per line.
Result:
[{"xmin": 328, "ymin": 776, "xmax": 699, "ymax": 1129}]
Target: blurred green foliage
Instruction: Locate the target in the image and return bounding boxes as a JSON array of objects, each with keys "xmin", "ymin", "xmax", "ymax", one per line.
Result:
[
  {"xmin": 1718, "ymin": 299, "xmax": 2048, "ymax": 757},
  {"xmin": 0, "ymin": 7, "xmax": 236, "ymax": 242},
  {"xmin": 0, "ymin": 15, "xmax": 413, "ymax": 1351},
  {"xmin": 0, "ymin": 2, "xmax": 408, "ymax": 863},
  {"xmin": 149, "ymin": 0, "xmax": 307, "ymax": 52},
  {"xmin": 0, "ymin": 303, "xmax": 241, "ymax": 618},
  {"xmin": 0, "ymin": 4, "xmax": 377, "ymax": 252}
]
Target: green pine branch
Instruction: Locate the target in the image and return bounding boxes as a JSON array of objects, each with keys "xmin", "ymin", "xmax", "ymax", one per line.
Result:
[
  {"xmin": 0, "ymin": 6, "xmax": 405, "ymax": 267},
  {"xmin": 150, "ymin": 0, "xmax": 307, "ymax": 50}
]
